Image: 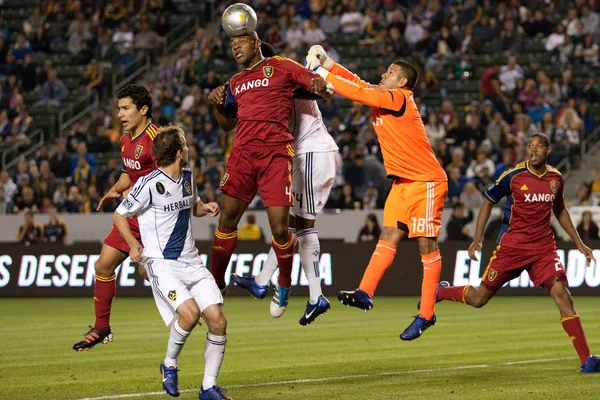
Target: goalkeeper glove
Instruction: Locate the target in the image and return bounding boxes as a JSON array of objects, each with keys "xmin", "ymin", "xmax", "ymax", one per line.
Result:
[
  {"xmin": 305, "ymin": 54, "xmax": 321, "ymax": 71},
  {"xmin": 308, "ymin": 45, "xmax": 334, "ymax": 69}
]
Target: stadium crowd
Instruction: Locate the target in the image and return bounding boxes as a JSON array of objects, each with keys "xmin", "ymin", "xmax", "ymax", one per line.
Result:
[{"xmin": 1, "ymin": 0, "xmax": 599, "ymax": 230}]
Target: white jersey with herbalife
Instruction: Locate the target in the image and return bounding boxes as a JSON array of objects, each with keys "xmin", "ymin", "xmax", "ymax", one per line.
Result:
[
  {"xmin": 291, "ymin": 99, "xmax": 338, "ymax": 154},
  {"xmin": 116, "ymin": 166, "xmax": 202, "ymax": 265}
]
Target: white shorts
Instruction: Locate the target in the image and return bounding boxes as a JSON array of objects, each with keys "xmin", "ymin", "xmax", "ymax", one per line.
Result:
[
  {"xmin": 145, "ymin": 259, "xmax": 223, "ymax": 326},
  {"xmin": 291, "ymin": 151, "xmax": 338, "ymax": 220}
]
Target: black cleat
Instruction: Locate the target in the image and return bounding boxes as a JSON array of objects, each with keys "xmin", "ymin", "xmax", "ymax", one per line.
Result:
[
  {"xmin": 72, "ymin": 326, "xmax": 114, "ymax": 351},
  {"xmin": 337, "ymin": 289, "xmax": 374, "ymax": 311}
]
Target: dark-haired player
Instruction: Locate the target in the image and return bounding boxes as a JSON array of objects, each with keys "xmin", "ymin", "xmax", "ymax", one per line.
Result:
[
  {"xmin": 435, "ymin": 133, "xmax": 600, "ymax": 373},
  {"xmin": 208, "ymin": 31, "xmax": 327, "ymax": 311},
  {"xmin": 306, "ymin": 46, "xmax": 448, "ymax": 340},
  {"xmin": 73, "ymin": 84, "xmax": 159, "ymax": 351}
]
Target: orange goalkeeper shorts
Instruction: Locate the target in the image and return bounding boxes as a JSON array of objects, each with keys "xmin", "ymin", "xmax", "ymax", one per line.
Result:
[{"xmin": 382, "ymin": 178, "xmax": 448, "ymax": 238}]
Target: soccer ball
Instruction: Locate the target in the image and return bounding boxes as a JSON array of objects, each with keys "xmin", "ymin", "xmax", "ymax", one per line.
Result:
[{"xmin": 221, "ymin": 3, "xmax": 258, "ymax": 37}]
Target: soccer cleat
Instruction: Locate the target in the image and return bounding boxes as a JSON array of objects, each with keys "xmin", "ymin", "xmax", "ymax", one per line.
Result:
[
  {"xmin": 72, "ymin": 326, "xmax": 114, "ymax": 351},
  {"xmin": 417, "ymin": 281, "xmax": 450, "ymax": 310},
  {"xmin": 581, "ymin": 355, "xmax": 600, "ymax": 373},
  {"xmin": 199, "ymin": 385, "xmax": 232, "ymax": 400},
  {"xmin": 270, "ymin": 285, "xmax": 291, "ymax": 318},
  {"xmin": 337, "ymin": 289, "xmax": 373, "ymax": 311},
  {"xmin": 400, "ymin": 314, "xmax": 437, "ymax": 341},
  {"xmin": 231, "ymin": 274, "xmax": 267, "ymax": 299},
  {"xmin": 160, "ymin": 362, "xmax": 180, "ymax": 397},
  {"xmin": 299, "ymin": 295, "xmax": 331, "ymax": 326}
]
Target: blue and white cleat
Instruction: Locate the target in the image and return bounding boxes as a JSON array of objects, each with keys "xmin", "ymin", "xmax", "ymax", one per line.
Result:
[
  {"xmin": 417, "ymin": 281, "xmax": 450, "ymax": 310},
  {"xmin": 199, "ymin": 385, "xmax": 232, "ymax": 400},
  {"xmin": 270, "ymin": 285, "xmax": 291, "ymax": 318},
  {"xmin": 231, "ymin": 274, "xmax": 267, "ymax": 299},
  {"xmin": 160, "ymin": 362, "xmax": 180, "ymax": 397},
  {"xmin": 337, "ymin": 289, "xmax": 373, "ymax": 311},
  {"xmin": 400, "ymin": 314, "xmax": 437, "ymax": 341},
  {"xmin": 581, "ymin": 355, "xmax": 600, "ymax": 372},
  {"xmin": 299, "ymin": 295, "xmax": 331, "ymax": 326}
]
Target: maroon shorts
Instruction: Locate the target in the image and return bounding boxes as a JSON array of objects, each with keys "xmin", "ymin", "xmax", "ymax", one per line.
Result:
[
  {"xmin": 103, "ymin": 215, "xmax": 141, "ymax": 253},
  {"xmin": 481, "ymin": 245, "xmax": 567, "ymax": 292},
  {"xmin": 220, "ymin": 143, "xmax": 294, "ymax": 207}
]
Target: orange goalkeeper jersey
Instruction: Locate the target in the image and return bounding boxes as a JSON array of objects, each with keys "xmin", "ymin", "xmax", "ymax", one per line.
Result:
[{"xmin": 321, "ymin": 62, "xmax": 447, "ymax": 182}]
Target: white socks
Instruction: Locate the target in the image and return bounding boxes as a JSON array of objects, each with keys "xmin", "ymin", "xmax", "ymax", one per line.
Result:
[
  {"xmin": 297, "ymin": 228, "xmax": 322, "ymax": 304},
  {"xmin": 202, "ymin": 332, "xmax": 227, "ymax": 389},
  {"xmin": 164, "ymin": 320, "xmax": 190, "ymax": 367}
]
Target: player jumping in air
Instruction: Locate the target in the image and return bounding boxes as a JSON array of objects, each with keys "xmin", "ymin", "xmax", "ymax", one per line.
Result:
[
  {"xmin": 73, "ymin": 84, "xmax": 158, "ymax": 351},
  {"xmin": 114, "ymin": 126, "xmax": 231, "ymax": 399},
  {"xmin": 435, "ymin": 133, "xmax": 600, "ymax": 373},
  {"xmin": 208, "ymin": 32, "xmax": 328, "ymax": 311},
  {"xmin": 231, "ymin": 43, "xmax": 338, "ymax": 325},
  {"xmin": 306, "ymin": 46, "xmax": 448, "ymax": 340}
]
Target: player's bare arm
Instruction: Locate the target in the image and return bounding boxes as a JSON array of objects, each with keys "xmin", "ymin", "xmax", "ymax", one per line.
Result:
[
  {"xmin": 194, "ymin": 201, "xmax": 220, "ymax": 218},
  {"xmin": 97, "ymin": 172, "xmax": 131, "ymax": 210},
  {"xmin": 209, "ymin": 85, "xmax": 238, "ymax": 132},
  {"xmin": 112, "ymin": 211, "xmax": 143, "ymax": 262},
  {"xmin": 468, "ymin": 199, "xmax": 494, "ymax": 261},
  {"xmin": 554, "ymin": 206, "xmax": 596, "ymax": 267}
]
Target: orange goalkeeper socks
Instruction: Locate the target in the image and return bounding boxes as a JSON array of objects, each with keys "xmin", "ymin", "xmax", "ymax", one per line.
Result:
[
  {"xmin": 358, "ymin": 240, "xmax": 397, "ymax": 297},
  {"xmin": 418, "ymin": 250, "xmax": 442, "ymax": 320}
]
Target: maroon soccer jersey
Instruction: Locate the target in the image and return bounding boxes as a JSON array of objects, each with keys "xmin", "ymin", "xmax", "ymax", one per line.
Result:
[
  {"xmin": 224, "ymin": 56, "xmax": 317, "ymax": 147},
  {"xmin": 120, "ymin": 122, "xmax": 158, "ymax": 186},
  {"xmin": 484, "ymin": 161, "xmax": 564, "ymax": 249}
]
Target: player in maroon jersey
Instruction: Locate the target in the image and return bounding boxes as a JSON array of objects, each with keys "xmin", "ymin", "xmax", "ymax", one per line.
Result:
[
  {"xmin": 73, "ymin": 84, "xmax": 158, "ymax": 351},
  {"xmin": 207, "ymin": 31, "xmax": 327, "ymax": 309},
  {"xmin": 434, "ymin": 134, "xmax": 599, "ymax": 372}
]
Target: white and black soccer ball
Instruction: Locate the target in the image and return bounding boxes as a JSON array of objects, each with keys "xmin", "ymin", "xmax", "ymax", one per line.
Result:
[{"xmin": 221, "ymin": 3, "xmax": 258, "ymax": 37}]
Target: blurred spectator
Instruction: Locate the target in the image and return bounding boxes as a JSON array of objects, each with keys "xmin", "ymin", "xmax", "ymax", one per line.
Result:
[
  {"xmin": 19, "ymin": 54, "xmax": 37, "ymax": 92},
  {"xmin": 13, "ymin": 186, "xmax": 38, "ymax": 213},
  {"xmin": 154, "ymin": 14, "xmax": 171, "ymax": 37},
  {"xmin": 43, "ymin": 207, "xmax": 69, "ymax": 244},
  {"xmin": 480, "ymin": 65, "xmax": 510, "ymax": 118},
  {"xmin": 563, "ymin": 8, "xmax": 580, "ymax": 37},
  {"xmin": 362, "ymin": 182, "xmax": 378, "ymax": 210},
  {"xmin": 446, "ymin": 147, "xmax": 467, "ymax": 175},
  {"xmin": 0, "ymin": 186, "xmax": 12, "ymax": 215},
  {"xmin": 344, "ymin": 102, "xmax": 368, "ymax": 129},
  {"xmin": 104, "ymin": 0, "xmax": 128, "ymax": 30},
  {"xmin": 425, "ymin": 113, "xmax": 445, "ymax": 150},
  {"xmin": 486, "ymin": 112, "xmax": 507, "ymax": 149},
  {"xmin": 446, "ymin": 203, "xmax": 474, "ymax": 241},
  {"xmin": 589, "ymin": 169, "xmax": 600, "ymax": 199},
  {"xmin": 50, "ymin": 139, "xmax": 72, "ymax": 179},
  {"xmin": 0, "ymin": 170, "xmax": 18, "ymax": 200},
  {"xmin": 68, "ymin": 22, "xmax": 92, "ymax": 57},
  {"xmin": 499, "ymin": 55, "xmax": 524, "ymax": 95},
  {"xmin": 64, "ymin": 186, "xmax": 82, "ymax": 213},
  {"xmin": 517, "ymin": 79, "xmax": 538, "ymax": 112},
  {"xmin": 11, "ymin": 106, "xmax": 33, "ymax": 139},
  {"xmin": 493, "ymin": 148, "xmax": 515, "ymax": 180},
  {"xmin": 357, "ymin": 213, "xmax": 381, "ymax": 243},
  {"xmin": 0, "ymin": 110, "xmax": 11, "ymax": 141},
  {"xmin": 70, "ymin": 142, "xmax": 97, "ymax": 176},
  {"xmin": 320, "ymin": 6, "xmax": 340, "ymax": 35},
  {"xmin": 285, "ymin": 21, "xmax": 304, "ymax": 49},
  {"xmin": 460, "ymin": 181, "xmax": 484, "ymax": 210},
  {"xmin": 340, "ymin": 1, "xmax": 363, "ymax": 34},
  {"xmin": 37, "ymin": 69, "xmax": 69, "ymax": 106},
  {"xmin": 537, "ymin": 71, "xmax": 561, "ymax": 109},
  {"xmin": 528, "ymin": 95, "xmax": 553, "ymax": 124},
  {"xmin": 135, "ymin": 21, "xmax": 164, "ymax": 59},
  {"xmin": 579, "ymin": 73, "xmax": 598, "ymax": 104},
  {"xmin": 447, "ymin": 166, "xmax": 468, "ymax": 205},
  {"xmin": 438, "ymin": 100, "xmax": 459, "ymax": 137},
  {"xmin": 500, "ymin": 19, "xmax": 523, "ymax": 55},
  {"xmin": 95, "ymin": 33, "xmax": 118, "ymax": 67},
  {"xmin": 466, "ymin": 148, "xmax": 495, "ymax": 190},
  {"xmin": 203, "ymin": 155, "xmax": 224, "ymax": 190},
  {"xmin": 331, "ymin": 183, "xmax": 361, "ymax": 210},
  {"xmin": 580, "ymin": 6, "xmax": 599, "ymax": 38},
  {"xmin": 574, "ymin": 34, "xmax": 599, "ymax": 66},
  {"xmin": 344, "ymin": 153, "xmax": 365, "ymax": 193},
  {"xmin": 17, "ymin": 209, "xmax": 43, "ymax": 246},
  {"xmin": 304, "ymin": 19, "xmax": 326, "ymax": 44},
  {"xmin": 571, "ymin": 183, "xmax": 592, "ymax": 207},
  {"xmin": 239, "ymin": 213, "xmax": 264, "ymax": 241},
  {"xmin": 576, "ymin": 211, "xmax": 599, "ymax": 242}
]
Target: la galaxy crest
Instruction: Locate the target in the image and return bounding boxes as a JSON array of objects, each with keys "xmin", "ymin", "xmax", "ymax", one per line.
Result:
[
  {"xmin": 184, "ymin": 179, "xmax": 192, "ymax": 195},
  {"xmin": 168, "ymin": 290, "xmax": 177, "ymax": 301},
  {"xmin": 135, "ymin": 145, "xmax": 143, "ymax": 159},
  {"xmin": 550, "ymin": 181, "xmax": 558, "ymax": 194},
  {"xmin": 263, "ymin": 65, "xmax": 274, "ymax": 78}
]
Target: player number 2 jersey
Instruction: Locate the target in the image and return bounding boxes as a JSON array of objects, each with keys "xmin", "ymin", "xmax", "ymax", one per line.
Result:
[
  {"xmin": 120, "ymin": 122, "xmax": 158, "ymax": 186},
  {"xmin": 484, "ymin": 161, "xmax": 565, "ymax": 249},
  {"xmin": 116, "ymin": 167, "xmax": 202, "ymax": 265},
  {"xmin": 224, "ymin": 56, "xmax": 318, "ymax": 147}
]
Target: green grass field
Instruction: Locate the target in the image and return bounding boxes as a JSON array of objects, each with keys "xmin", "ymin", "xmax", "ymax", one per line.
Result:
[{"xmin": 1, "ymin": 296, "xmax": 599, "ymax": 400}]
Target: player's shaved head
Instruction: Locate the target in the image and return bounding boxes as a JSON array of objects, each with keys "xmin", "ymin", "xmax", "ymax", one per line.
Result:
[
  {"xmin": 530, "ymin": 133, "xmax": 551, "ymax": 148},
  {"xmin": 392, "ymin": 60, "xmax": 418, "ymax": 90},
  {"xmin": 230, "ymin": 31, "xmax": 262, "ymax": 67},
  {"xmin": 153, "ymin": 126, "xmax": 186, "ymax": 167}
]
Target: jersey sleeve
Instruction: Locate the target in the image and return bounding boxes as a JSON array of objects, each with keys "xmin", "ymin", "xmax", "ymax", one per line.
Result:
[
  {"xmin": 278, "ymin": 57, "xmax": 316, "ymax": 92},
  {"xmin": 318, "ymin": 69, "xmax": 406, "ymax": 111},
  {"xmin": 484, "ymin": 171, "xmax": 513, "ymax": 203},
  {"xmin": 223, "ymin": 83, "xmax": 238, "ymax": 117},
  {"xmin": 116, "ymin": 177, "xmax": 152, "ymax": 218},
  {"xmin": 327, "ymin": 61, "xmax": 372, "ymax": 88},
  {"xmin": 552, "ymin": 176, "xmax": 566, "ymax": 214}
]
